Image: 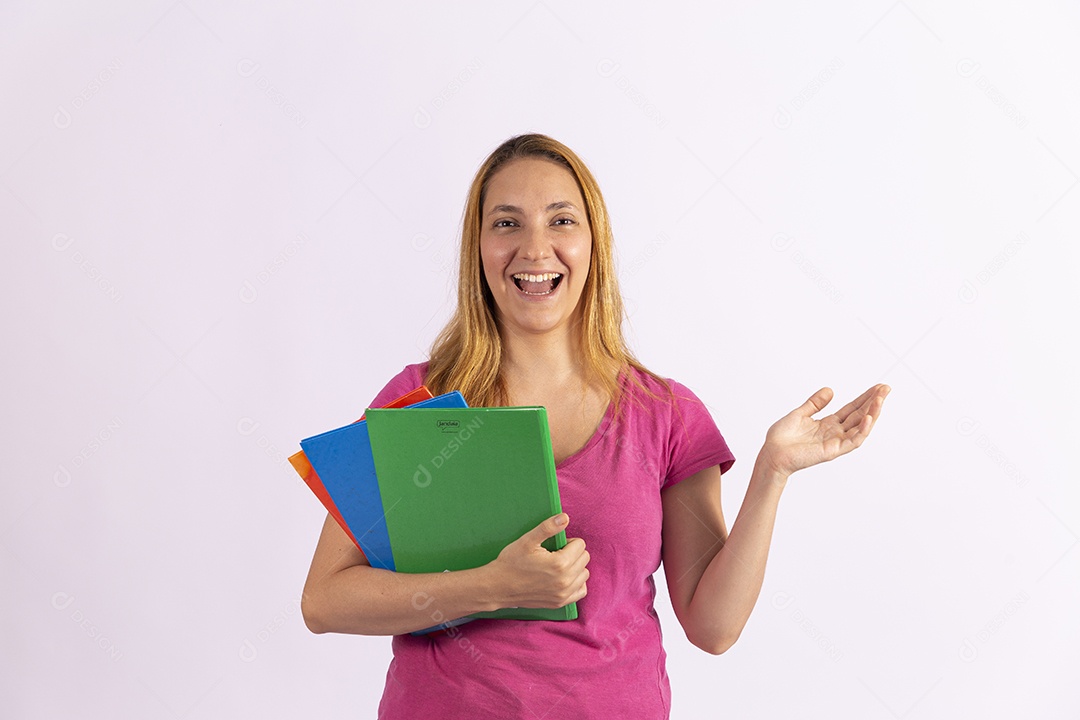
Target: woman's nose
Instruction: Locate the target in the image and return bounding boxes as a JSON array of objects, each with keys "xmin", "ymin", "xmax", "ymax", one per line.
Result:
[{"xmin": 518, "ymin": 222, "xmax": 551, "ymax": 260}]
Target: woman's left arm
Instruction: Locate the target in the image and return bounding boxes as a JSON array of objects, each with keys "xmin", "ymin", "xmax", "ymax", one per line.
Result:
[{"xmin": 661, "ymin": 383, "xmax": 890, "ymax": 655}]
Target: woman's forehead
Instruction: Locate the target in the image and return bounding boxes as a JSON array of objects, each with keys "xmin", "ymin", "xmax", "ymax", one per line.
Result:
[{"xmin": 483, "ymin": 157, "xmax": 584, "ymax": 211}]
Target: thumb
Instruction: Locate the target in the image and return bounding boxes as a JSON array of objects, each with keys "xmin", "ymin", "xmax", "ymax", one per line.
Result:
[
  {"xmin": 799, "ymin": 387, "xmax": 834, "ymax": 416},
  {"xmin": 523, "ymin": 513, "xmax": 568, "ymax": 546}
]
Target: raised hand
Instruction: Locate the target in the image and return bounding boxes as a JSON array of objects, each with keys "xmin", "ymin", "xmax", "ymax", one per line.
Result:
[{"xmin": 759, "ymin": 384, "xmax": 891, "ymax": 477}]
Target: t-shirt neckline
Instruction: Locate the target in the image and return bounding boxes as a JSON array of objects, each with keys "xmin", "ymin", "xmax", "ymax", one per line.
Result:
[{"xmin": 555, "ymin": 397, "xmax": 616, "ymax": 470}]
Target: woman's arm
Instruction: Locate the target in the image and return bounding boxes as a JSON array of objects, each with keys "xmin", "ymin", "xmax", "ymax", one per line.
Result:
[
  {"xmin": 302, "ymin": 512, "xmax": 590, "ymax": 636},
  {"xmin": 661, "ymin": 383, "xmax": 890, "ymax": 654},
  {"xmin": 660, "ymin": 459, "xmax": 785, "ymax": 655}
]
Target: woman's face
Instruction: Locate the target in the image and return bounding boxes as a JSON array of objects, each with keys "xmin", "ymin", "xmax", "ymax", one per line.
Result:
[{"xmin": 479, "ymin": 157, "xmax": 592, "ymax": 339}]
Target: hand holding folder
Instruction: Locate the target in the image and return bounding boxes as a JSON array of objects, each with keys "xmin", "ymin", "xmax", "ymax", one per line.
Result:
[
  {"xmin": 482, "ymin": 512, "xmax": 589, "ymax": 614},
  {"xmin": 365, "ymin": 405, "xmax": 577, "ymax": 623},
  {"xmin": 293, "ymin": 388, "xmax": 578, "ymax": 630}
]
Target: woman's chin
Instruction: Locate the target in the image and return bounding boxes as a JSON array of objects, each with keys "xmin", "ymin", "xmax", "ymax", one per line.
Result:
[{"xmin": 496, "ymin": 305, "xmax": 581, "ymax": 338}]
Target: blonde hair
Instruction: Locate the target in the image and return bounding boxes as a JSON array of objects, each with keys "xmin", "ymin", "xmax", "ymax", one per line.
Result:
[{"xmin": 425, "ymin": 133, "xmax": 668, "ymax": 412}]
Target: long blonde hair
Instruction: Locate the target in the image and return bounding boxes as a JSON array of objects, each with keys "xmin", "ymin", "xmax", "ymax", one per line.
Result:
[{"xmin": 425, "ymin": 133, "xmax": 667, "ymax": 412}]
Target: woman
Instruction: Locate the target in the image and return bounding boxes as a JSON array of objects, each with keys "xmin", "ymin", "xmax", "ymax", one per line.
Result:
[{"xmin": 301, "ymin": 133, "xmax": 890, "ymax": 718}]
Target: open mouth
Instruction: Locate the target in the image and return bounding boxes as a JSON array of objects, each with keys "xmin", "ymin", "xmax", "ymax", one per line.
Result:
[{"xmin": 512, "ymin": 272, "xmax": 564, "ymax": 296}]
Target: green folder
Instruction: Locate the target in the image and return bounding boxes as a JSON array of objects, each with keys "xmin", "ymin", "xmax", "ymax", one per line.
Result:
[{"xmin": 364, "ymin": 406, "xmax": 577, "ymax": 622}]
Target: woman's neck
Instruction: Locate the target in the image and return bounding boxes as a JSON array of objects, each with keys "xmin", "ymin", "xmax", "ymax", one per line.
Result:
[{"xmin": 498, "ymin": 324, "xmax": 588, "ymax": 400}]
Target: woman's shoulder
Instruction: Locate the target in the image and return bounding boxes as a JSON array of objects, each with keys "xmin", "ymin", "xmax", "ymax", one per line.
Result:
[
  {"xmin": 402, "ymin": 360, "xmax": 431, "ymax": 380},
  {"xmin": 368, "ymin": 361, "xmax": 431, "ymax": 408},
  {"xmin": 619, "ymin": 364, "xmax": 736, "ymax": 475},
  {"xmin": 385, "ymin": 360, "xmax": 431, "ymax": 388},
  {"xmin": 617, "ymin": 364, "xmax": 720, "ymax": 426},
  {"xmin": 621, "ymin": 364, "xmax": 692, "ymax": 404}
]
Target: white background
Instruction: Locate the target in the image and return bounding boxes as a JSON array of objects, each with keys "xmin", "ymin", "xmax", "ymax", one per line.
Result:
[{"xmin": 3, "ymin": 1, "xmax": 1078, "ymax": 718}]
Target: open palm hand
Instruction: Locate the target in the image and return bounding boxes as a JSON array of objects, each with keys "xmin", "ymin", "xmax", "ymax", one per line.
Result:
[{"xmin": 760, "ymin": 384, "xmax": 891, "ymax": 476}]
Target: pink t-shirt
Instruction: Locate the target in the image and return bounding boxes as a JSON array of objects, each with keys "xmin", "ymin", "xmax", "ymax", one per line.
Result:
[{"xmin": 369, "ymin": 362, "xmax": 735, "ymax": 719}]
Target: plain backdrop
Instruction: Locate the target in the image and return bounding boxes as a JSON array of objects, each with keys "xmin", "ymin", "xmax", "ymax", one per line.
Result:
[{"xmin": 3, "ymin": 1, "xmax": 1078, "ymax": 718}]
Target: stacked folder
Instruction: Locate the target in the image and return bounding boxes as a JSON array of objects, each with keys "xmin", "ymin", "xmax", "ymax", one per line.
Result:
[
  {"xmin": 290, "ymin": 387, "xmax": 578, "ymax": 631},
  {"xmin": 288, "ymin": 386, "xmax": 434, "ymax": 550}
]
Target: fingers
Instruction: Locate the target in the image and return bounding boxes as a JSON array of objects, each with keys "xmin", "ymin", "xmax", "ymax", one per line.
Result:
[
  {"xmin": 570, "ymin": 576, "xmax": 589, "ymax": 604},
  {"xmin": 863, "ymin": 387, "xmax": 890, "ymax": 429},
  {"xmin": 862, "ymin": 385, "xmax": 889, "ymax": 427},
  {"xmin": 561, "ymin": 539, "xmax": 590, "ymax": 568},
  {"xmin": 797, "ymin": 387, "xmax": 834, "ymax": 416},
  {"xmin": 492, "ymin": 514, "xmax": 590, "ymax": 609},
  {"xmin": 837, "ymin": 384, "xmax": 891, "ymax": 429},
  {"xmin": 557, "ymin": 548, "xmax": 590, "ymax": 605},
  {"xmin": 842, "ymin": 386, "xmax": 890, "ymax": 442},
  {"xmin": 562, "ymin": 535, "xmax": 586, "ymax": 554},
  {"xmin": 523, "ymin": 513, "xmax": 569, "ymax": 546},
  {"xmin": 834, "ymin": 384, "xmax": 879, "ymax": 423},
  {"xmin": 532, "ymin": 535, "xmax": 590, "ymax": 608}
]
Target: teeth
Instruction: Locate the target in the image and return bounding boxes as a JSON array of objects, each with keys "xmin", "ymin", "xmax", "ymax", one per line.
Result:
[{"xmin": 512, "ymin": 272, "xmax": 562, "ymax": 282}]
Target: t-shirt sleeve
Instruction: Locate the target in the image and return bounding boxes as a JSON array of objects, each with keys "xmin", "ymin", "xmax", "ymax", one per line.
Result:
[
  {"xmin": 663, "ymin": 379, "xmax": 736, "ymax": 490},
  {"xmin": 366, "ymin": 363, "xmax": 429, "ymax": 410}
]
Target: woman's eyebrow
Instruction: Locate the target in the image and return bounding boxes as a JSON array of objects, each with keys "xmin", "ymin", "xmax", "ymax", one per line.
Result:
[{"xmin": 487, "ymin": 201, "xmax": 578, "ymax": 216}]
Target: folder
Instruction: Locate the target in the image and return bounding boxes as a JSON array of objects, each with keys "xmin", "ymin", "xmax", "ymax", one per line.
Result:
[
  {"xmin": 365, "ymin": 406, "xmax": 578, "ymax": 622},
  {"xmin": 289, "ymin": 386, "xmax": 434, "ymax": 549},
  {"xmin": 299, "ymin": 391, "xmax": 467, "ymax": 570}
]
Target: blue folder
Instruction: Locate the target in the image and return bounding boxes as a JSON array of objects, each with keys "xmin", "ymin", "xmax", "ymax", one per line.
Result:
[{"xmin": 300, "ymin": 391, "xmax": 468, "ymax": 571}]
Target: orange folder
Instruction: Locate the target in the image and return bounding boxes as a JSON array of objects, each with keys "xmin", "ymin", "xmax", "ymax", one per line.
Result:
[{"xmin": 288, "ymin": 386, "xmax": 434, "ymax": 550}]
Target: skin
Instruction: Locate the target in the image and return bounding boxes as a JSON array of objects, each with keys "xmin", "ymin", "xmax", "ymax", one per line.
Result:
[
  {"xmin": 661, "ymin": 384, "xmax": 889, "ymax": 653},
  {"xmin": 480, "ymin": 157, "xmax": 591, "ymax": 341},
  {"xmin": 478, "ymin": 158, "xmax": 609, "ymax": 465},
  {"xmin": 300, "ymin": 157, "xmax": 891, "ymax": 650}
]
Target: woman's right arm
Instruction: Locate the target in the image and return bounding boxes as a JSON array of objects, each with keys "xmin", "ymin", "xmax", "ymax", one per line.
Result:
[{"xmin": 301, "ymin": 511, "xmax": 589, "ymax": 636}]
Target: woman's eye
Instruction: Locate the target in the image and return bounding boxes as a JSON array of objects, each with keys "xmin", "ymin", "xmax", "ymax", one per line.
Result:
[
  {"xmin": 494, "ymin": 219, "xmax": 517, "ymax": 228},
  {"xmin": 553, "ymin": 217, "xmax": 575, "ymax": 226}
]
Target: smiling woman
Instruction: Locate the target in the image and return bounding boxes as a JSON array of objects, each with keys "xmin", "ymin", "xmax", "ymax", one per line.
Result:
[
  {"xmin": 300, "ymin": 133, "xmax": 890, "ymax": 720},
  {"xmin": 480, "ymin": 157, "xmax": 590, "ymax": 333},
  {"xmin": 423, "ymin": 134, "xmax": 642, "ymax": 414}
]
